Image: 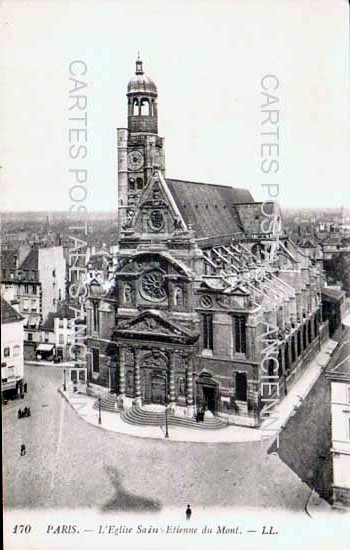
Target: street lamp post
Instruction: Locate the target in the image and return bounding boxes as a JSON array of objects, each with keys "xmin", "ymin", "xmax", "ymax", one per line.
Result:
[
  {"xmin": 63, "ymin": 369, "xmax": 66, "ymax": 392},
  {"xmin": 98, "ymin": 397, "xmax": 102, "ymax": 425},
  {"xmin": 164, "ymin": 374, "xmax": 169, "ymax": 439}
]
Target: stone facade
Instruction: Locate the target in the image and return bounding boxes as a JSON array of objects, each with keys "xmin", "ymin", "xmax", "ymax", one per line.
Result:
[{"xmin": 86, "ymin": 58, "xmax": 327, "ymax": 427}]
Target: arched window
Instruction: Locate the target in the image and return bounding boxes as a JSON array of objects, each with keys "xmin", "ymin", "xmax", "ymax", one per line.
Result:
[
  {"xmin": 297, "ymin": 331, "xmax": 302, "ymax": 356},
  {"xmin": 136, "ymin": 177, "xmax": 143, "ymax": 190},
  {"xmin": 303, "ymin": 324, "xmax": 307, "ymax": 349},
  {"xmin": 278, "ymin": 349, "xmax": 282, "ymax": 377},
  {"xmin": 291, "ymin": 336, "xmax": 296, "ymax": 363},
  {"xmin": 140, "ymin": 98, "xmax": 150, "ymax": 116},
  {"xmin": 133, "ymin": 98, "xmax": 139, "ymax": 116},
  {"xmin": 284, "ymin": 343, "xmax": 290, "ymax": 373},
  {"xmin": 314, "ymin": 316, "xmax": 319, "ymax": 336}
]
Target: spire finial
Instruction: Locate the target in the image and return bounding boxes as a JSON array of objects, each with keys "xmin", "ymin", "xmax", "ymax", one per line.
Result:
[{"xmin": 135, "ymin": 53, "xmax": 143, "ymax": 75}]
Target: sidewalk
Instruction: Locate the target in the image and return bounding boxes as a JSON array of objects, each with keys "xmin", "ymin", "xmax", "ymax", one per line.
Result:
[
  {"xmin": 59, "ymin": 339, "xmax": 338, "ymax": 444},
  {"xmin": 260, "ymin": 338, "xmax": 338, "ymax": 434}
]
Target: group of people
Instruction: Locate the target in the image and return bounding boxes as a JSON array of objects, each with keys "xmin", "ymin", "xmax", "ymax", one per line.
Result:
[
  {"xmin": 195, "ymin": 407, "xmax": 206, "ymax": 422},
  {"xmin": 18, "ymin": 407, "xmax": 31, "ymax": 419}
]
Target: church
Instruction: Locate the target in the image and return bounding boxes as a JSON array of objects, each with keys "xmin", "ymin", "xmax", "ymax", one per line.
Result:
[{"xmin": 86, "ymin": 57, "xmax": 327, "ymax": 427}]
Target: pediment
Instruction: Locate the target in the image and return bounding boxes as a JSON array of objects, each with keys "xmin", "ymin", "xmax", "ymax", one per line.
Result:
[
  {"xmin": 114, "ymin": 310, "xmax": 199, "ymax": 344},
  {"xmin": 126, "ymin": 170, "xmax": 187, "ymax": 235},
  {"xmin": 227, "ymin": 284, "xmax": 250, "ymax": 297}
]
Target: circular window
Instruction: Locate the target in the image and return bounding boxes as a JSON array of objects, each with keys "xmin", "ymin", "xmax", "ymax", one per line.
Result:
[
  {"xmin": 140, "ymin": 270, "xmax": 167, "ymax": 302},
  {"xmin": 149, "ymin": 209, "xmax": 164, "ymax": 231},
  {"xmin": 200, "ymin": 295, "xmax": 213, "ymax": 308}
]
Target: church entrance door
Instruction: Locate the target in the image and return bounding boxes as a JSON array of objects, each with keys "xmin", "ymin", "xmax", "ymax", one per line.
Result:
[
  {"xmin": 151, "ymin": 373, "xmax": 166, "ymax": 405},
  {"xmin": 196, "ymin": 372, "xmax": 218, "ymax": 414},
  {"xmin": 202, "ymin": 385, "xmax": 216, "ymax": 413}
]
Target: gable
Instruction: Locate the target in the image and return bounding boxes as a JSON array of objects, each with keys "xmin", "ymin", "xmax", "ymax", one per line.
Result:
[
  {"xmin": 114, "ymin": 310, "xmax": 199, "ymax": 344},
  {"xmin": 130, "ymin": 171, "xmax": 187, "ymax": 235}
]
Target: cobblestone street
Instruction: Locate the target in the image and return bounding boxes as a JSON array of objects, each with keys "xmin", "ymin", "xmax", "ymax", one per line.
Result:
[{"xmin": 3, "ymin": 364, "xmax": 321, "ymax": 513}]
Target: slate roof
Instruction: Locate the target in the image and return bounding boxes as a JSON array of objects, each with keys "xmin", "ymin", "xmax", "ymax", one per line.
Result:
[
  {"xmin": 326, "ymin": 328, "xmax": 350, "ymax": 380},
  {"xmin": 41, "ymin": 313, "xmax": 54, "ymax": 331},
  {"xmin": 0, "ymin": 250, "xmax": 18, "ymax": 269},
  {"xmin": 41, "ymin": 302, "xmax": 76, "ymax": 331},
  {"xmin": 166, "ymin": 179, "xmax": 254, "ymax": 240},
  {"xmin": 1, "ymin": 297, "xmax": 24, "ymax": 324},
  {"xmin": 55, "ymin": 302, "xmax": 76, "ymax": 320},
  {"xmin": 20, "ymin": 248, "xmax": 39, "ymax": 270}
]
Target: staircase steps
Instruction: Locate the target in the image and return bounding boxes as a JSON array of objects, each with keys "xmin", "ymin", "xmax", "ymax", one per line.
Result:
[
  {"xmin": 121, "ymin": 405, "xmax": 227, "ymax": 430},
  {"xmin": 93, "ymin": 393, "xmax": 119, "ymax": 413}
]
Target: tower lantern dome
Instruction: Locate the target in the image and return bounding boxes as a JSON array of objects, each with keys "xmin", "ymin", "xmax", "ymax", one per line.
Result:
[
  {"xmin": 127, "ymin": 54, "xmax": 157, "ymax": 96},
  {"xmin": 127, "ymin": 55, "xmax": 158, "ymax": 134}
]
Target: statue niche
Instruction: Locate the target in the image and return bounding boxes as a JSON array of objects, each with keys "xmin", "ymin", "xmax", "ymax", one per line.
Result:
[{"xmin": 174, "ymin": 286, "xmax": 184, "ymax": 307}]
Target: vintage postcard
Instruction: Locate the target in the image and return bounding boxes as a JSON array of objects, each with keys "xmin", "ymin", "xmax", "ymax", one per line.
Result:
[{"xmin": 1, "ymin": 1, "xmax": 350, "ymax": 549}]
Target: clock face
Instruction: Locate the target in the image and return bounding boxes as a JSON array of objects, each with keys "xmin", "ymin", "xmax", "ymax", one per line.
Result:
[
  {"xmin": 140, "ymin": 270, "xmax": 167, "ymax": 302},
  {"xmin": 128, "ymin": 150, "xmax": 144, "ymax": 171}
]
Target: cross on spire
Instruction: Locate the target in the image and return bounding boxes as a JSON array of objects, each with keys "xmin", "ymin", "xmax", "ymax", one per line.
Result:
[{"xmin": 135, "ymin": 52, "xmax": 143, "ymax": 75}]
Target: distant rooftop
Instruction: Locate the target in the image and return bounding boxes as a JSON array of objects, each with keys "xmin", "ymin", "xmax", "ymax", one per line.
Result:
[{"xmin": 1, "ymin": 296, "xmax": 24, "ymax": 324}]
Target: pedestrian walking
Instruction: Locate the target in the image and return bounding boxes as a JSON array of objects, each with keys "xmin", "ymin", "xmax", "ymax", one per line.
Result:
[
  {"xmin": 20, "ymin": 444, "xmax": 26, "ymax": 456},
  {"xmin": 196, "ymin": 408, "xmax": 200, "ymax": 422},
  {"xmin": 27, "ymin": 407, "xmax": 31, "ymax": 417},
  {"xmin": 186, "ymin": 504, "xmax": 192, "ymax": 520},
  {"xmin": 24, "ymin": 383, "xmax": 28, "ymax": 393},
  {"xmin": 18, "ymin": 409, "xmax": 22, "ymax": 419}
]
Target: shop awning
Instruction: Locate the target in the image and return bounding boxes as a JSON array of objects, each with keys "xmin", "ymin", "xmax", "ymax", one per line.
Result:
[{"xmin": 36, "ymin": 344, "xmax": 55, "ymax": 352}]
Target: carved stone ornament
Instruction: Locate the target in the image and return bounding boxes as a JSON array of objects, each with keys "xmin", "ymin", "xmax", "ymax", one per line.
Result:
[{"xmin": 216, "ymin": 294, "xmax": 231, "ymax": 309}]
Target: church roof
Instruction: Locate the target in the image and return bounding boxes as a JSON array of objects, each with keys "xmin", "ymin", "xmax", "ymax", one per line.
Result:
[{"xmin": 166, "ymin": 178, "xmax": 254, "ymax": 240}]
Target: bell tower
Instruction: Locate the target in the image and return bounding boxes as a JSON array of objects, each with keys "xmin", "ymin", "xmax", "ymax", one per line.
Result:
[
  {"xmin": 127, "ymin": 54, "xmax": 158, "ymax": 134},
  {"xmin": 117, "ymin": 55, "xmax": 166, "ymax": 225}
]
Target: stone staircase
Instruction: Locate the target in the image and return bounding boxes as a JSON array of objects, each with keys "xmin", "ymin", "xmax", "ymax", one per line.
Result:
[
  {"xmin": 121, "ymin": 405, "xmax": 227, "ymax": 430},
  {"xmin": 93, "ymin": 393, "xmax": 119, "ymax": 413}
]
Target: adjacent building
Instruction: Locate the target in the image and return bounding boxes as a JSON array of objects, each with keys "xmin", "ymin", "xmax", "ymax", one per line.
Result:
[
  {"xmin": 1, "ymin": 297, "xmax": 25, "ymax": 398},
  {"xmin": 326, "ymin": 333, "xmax": 350, "ymax": 508},
  {"xmin": 1, "ymin": 246, "xmax": 66, "ymax": 358},
  {"xmin": 40, "ymin": 302, "xmax": 76, "ymax": 361}
]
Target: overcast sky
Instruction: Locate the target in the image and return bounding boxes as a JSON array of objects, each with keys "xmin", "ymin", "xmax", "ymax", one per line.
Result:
[{"xmin": 1, "ymin": 0, "xmax": 349, "ymax": 212}]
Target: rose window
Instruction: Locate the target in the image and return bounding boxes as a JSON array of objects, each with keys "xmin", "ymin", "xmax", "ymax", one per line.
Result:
[{"xmin": 140, "ymin": 270, "xmax": 167, "ymax": 301}]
